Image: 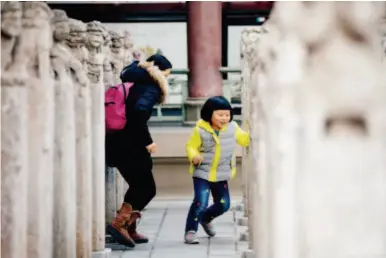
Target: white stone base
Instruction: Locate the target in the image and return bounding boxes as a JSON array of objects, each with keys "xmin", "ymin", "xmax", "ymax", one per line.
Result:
[
  {"xmin": 232, "ymin": 202, "xmax": 244, "ymax": 212},
  {"xmin": 236, "ymin": 224, "xmax": 249, "ymax": 242},
  {"xmin": 237, "ymin": 216, "xmax": 248, "ymax": 226},
  {"xmin": 241, "ymin": 249, "xmax": 255, "ymax": 258},
  {"xmin": 92, "ymin": 248, "xmax": 112, "ymax": 258}
]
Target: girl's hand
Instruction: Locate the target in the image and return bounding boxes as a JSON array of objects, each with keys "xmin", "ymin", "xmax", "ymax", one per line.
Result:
[
  {"xmin": 146, "ymin": 143, "xmax": 157, "ymax": 153},
  {"xmin": 192, "ymin": 155, "xmax": 203, "ymax": 165}
]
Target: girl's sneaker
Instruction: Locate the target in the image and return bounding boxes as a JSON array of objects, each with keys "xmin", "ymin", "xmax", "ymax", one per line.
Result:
[
  {"xmin": 201, "ymin": 222, "xmax": 216, "ymax": 237},
  {"xmin": 184, "ymin": 231, "xmax": 199, "ymax": 244}
]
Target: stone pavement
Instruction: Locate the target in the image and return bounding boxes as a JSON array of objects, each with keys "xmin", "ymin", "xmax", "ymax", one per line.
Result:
[{"xmin": 108, "ymin": 198, "xmax": 248, "ymax": 258}]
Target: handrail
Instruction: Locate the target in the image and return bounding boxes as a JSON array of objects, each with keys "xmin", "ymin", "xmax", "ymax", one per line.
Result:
[{"xmin": 171, "ymin": 67, "xmax": 241, "ymax": 74}]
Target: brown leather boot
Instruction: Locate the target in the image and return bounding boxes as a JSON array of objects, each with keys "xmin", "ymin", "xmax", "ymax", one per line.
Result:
[
  {"xmin": 127, "ymin": 220, "xmax": 149, "ymax": 244},
  {"xmin": 106, "ymin": 203, "xmax": 140, "ymax": 248}
]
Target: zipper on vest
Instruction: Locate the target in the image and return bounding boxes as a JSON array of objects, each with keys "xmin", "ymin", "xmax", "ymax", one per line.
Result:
[{"xmin": 208, "ymin": 132, "xmax": 220, "ymax": 182}]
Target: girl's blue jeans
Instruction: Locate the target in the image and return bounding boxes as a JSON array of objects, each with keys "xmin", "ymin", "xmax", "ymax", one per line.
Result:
[{"xmin": 185, "ymin": 177, "xmax": 231, "ymax": 233}]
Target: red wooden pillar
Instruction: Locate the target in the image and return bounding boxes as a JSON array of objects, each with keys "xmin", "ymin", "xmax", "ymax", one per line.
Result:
[{"xmin": 185, "ymin": 1, "xmax": 223, "ymax": 124}]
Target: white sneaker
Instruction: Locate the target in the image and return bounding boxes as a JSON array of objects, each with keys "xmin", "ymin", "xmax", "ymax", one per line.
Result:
[{"xmin": 184, "ymin": 230, "xmax": 199, "ymax": 244}]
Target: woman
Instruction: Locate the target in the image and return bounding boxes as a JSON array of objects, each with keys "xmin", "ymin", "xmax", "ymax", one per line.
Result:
[{"xmin": 106, "ymin": 54, "xmax": 172, "ymax": 248}]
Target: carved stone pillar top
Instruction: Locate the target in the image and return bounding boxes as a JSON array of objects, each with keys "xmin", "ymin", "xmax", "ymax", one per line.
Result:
[
  {"xmin": 1, "ymin": 1, "xmax": 22, "ymax": 79},
  {"xmin": 109, "ymin": 29, "xmax": 124, "ymax": 53},
  {"xmin": 67, "ymin": 18, "xmax": 88, "ymax": 67},
  {"xmin": 52, "ymin": 9, "xmax": 69, "ymax": 44},
  {"xmin": 1, "ymin": 1, "xmax": 22, "ymax": 38},
  {"xmin": 240, "ymin": 27, "xmax": 267, "ymax": 73},
  {"xmin": 22, "ymin": 2, "xmax": 53, "ymax": 28},
  {"xmin": 109, "ymin": 29, "xmax": 125, "ymax": 84},
  {"xmin": 86, "ymin": 21, "xmax": 104, "ymax": 53},
  {"xmin": 67, "ymin": 18, "xmax": 87, "ymax": 48}
]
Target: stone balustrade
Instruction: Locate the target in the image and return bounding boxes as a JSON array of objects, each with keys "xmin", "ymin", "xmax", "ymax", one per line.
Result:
[
  {"xmin": 0, "ymin": 2, "xmax": 135, "ymax": 258},
  {"xmin": 238, "ymin": 2, "xmax": 386, "ymax": 258}
]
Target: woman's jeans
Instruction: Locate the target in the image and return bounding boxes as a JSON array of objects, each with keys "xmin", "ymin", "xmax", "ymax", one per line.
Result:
[{"xmin": 185, "ymin": 177, "xmax": 231, "ymax": 233}]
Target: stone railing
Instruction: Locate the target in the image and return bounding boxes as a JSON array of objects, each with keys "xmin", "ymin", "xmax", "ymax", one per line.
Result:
[
  {"xmin": 0, "ymin": 2, "xmax": 137, "ymax": 258},
  {"xmin": 150, "ymin": 67, "xmax": 242, "ymax": 125},
  {"xmin": 237, "ymin": 2, "xmax": 386, "ymax": 258}
]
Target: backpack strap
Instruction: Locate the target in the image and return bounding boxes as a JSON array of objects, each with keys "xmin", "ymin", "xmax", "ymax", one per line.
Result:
[
  {"xmin": 121, "ymin": 83, "xmax": 129, "ymax": 100},
  {"xmin": 121, "ymin": 82, "xmax": 134, "ymax": 100}
]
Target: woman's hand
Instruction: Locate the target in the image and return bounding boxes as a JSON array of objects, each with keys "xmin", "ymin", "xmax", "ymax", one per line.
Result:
[
  {"xmin": 192, "ymin": 155, "xmax": 203, "ymax": 165},
  {"xmin": 146, "ymin": 143, "xmax": 157, "ymax": 153}
]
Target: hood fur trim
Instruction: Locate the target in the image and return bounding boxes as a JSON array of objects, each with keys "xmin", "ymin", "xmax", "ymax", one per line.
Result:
[{"xmin": 138, "ymin": 62, "xmax": 169, "ymax": 104}]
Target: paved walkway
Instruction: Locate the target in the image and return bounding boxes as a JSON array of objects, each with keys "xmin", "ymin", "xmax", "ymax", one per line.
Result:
[{"xmin": 108, "ymin": 198, "xmax": 248, "ymax": 258}]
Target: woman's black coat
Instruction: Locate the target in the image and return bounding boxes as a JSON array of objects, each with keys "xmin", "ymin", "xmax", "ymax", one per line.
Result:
[{"xmin": 105, "ymin": 61, "xmax": 167, "ymax": 167}]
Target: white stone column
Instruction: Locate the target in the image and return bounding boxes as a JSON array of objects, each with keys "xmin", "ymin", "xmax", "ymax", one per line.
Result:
[
  {"xmin": 90, "ymin": 77, "xmax": 107, "ymax": 252},
  {"xmin": 252, "ymin": 2, "xmax": 386, "ymax": 258},
  {"xmin": 102, "ymin": 27, "xmax": 118, "ymax": 226},
  {"xmin": 86, "ymin": 22, "xmax": 108, "ymax": 255},
  {"xmin": 52, "ymin": 17, "xmax": 84, "ymax": 258},
  {"xmin": 240, "ymin": 29, "xmax": 251, "ymax": 220},
  {"xmin": 115, "ymin": 169, "xmax": 125, "ymax": 210},
  {"xmin": 75, "ymin": 74, "xmax": 93, "ymax": 258},
  {"xmin": 1, "ymin": 4, "xmax": 27, "ymax": 258},
  {"xmin": 1, "ymin": 72, "xmax": 28, "ymax": 258},
  {"xmin": 24, "ymin": 3, "xmax": 55, "ymax": 258},
  {"xmin": 239, "ymin": 27, "xmax": 268, "ymax": 254},
  {"xmin": 109, "ymin": 30, "xmax": 127, "ymax": 217},
  {"xmin": 105, "ymin": 166, "xmax": 117, "ymax": 224}
]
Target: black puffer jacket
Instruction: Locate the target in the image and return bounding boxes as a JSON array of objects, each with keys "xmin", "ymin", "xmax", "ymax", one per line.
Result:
[{"xmin": 105, "ymin": 58, "xmax": 171, "ymax": 166}]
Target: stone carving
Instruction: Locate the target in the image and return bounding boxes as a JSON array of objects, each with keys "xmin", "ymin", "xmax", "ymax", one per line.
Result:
[
  {"xmin": 123, "ymin": 30, "xmax": 134, "ymax": 66},
  {"xmin": 109, "ymin": 30, "xmax": 125, "ymax": 84},
  {"xmin": 1, "ymin": 2, "xmax": 28, "ymax": 258},
  {"xmin": 51, "ymin": 8, "xmax": 79, "ymax": 258},
  {"xmin": 1, "ymin": 1, "xmax": 23, "ymax": 84},
  {"xmin": 86, "ymin": 21, "xmax": 104, "ymax": 84},
  {"xmin": 19, "ymin": 3, "xmax": 55, "ymax": 258},
  {"xmin": 240, "ymin": 27, "xmax": 266, "ymax": 72},
  {"xmin": 242, "ymin": 2, "xmax": 386, "ymax": 258},
  {"xmin": 87, "ymin": 22, "xmax": 107, "ymax": 253},
  {"xmin": 51, "ymin": 10, "xmax": 87, "ymax": 86},
  {"xmin": 100, "ymin": 23, "xmax": 113, "ymax": 87},
  {"xmin": 67, "ymin": 18, "xmax": 88, "ymax": 69},
  {"xmin": 16, "ymin": 2, "xmax": 52, "ymax": 78}
]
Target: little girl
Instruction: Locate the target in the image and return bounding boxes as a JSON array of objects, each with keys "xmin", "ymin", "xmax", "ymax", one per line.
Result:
[{"xmin": 184, "ymin": 96, "xmax": 250, "ymax": 244}]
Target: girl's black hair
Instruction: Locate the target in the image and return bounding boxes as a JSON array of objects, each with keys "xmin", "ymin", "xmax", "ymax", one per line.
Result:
[{"xmin": 200, "ymin": 96, "xmax": 233, "ymax": 122}]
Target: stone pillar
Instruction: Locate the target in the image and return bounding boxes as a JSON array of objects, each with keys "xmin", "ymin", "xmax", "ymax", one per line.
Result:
[
  {"xmin": 252, "ymin": 2, "xmax": 386, "ymax": 258},
  {"xmin": 109, "ymin": 30, "xmax": 127, "ymax": 224},
  {"xmin": 51, "ymin": 16, "xmax": 81, "ymax": 258},
  {"xmin": 239, "ymin": 27, "xmax": 266, "ymax": 255},
  {"xmin": 185, "ymin": 1, "xmax": 222, "ymax": 125},
  {"xmin": 1, "ymin": 3, "xmax": 27, "ymax": 258},
  {"xmin": 71, "ymin": 19, "xmax": 93, "ymax": 258},
  {"xmin": 105, "ymin": 167, "xmax": 117, "ymax": 224},
  {"xmin": 87, "ymin": 22, "xmax": 111, "ymax": 257},
  {"xmin": 240, "ymin": 30, "xmax": 250, "ymax": 220},
  {"xmin": 22, "ymin": 3, "xmax": 55, "ymax": 258},
  {"xmin": 100, "ymin": 23, "xmax": 117, "ymax": 226},
  {"xmin": 115, "ymin": 169, "xmax": 125, "ymax": 211}
]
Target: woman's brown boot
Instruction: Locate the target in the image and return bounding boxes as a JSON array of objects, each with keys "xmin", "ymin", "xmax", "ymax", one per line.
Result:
[
  {"xmin": 127, "ymin": 220, "xmax": 149, "ymax": 244},
  {"xmin": 106, "ymin": 203, "xmax": 140, "ymax": 248}
]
